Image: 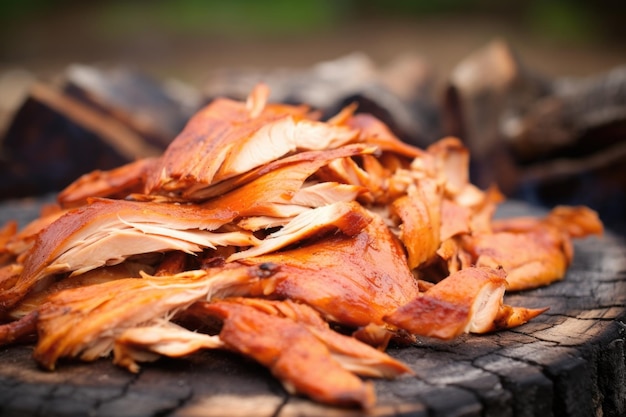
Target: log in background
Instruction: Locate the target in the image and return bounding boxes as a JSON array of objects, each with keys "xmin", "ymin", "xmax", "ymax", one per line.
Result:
[{"xmin": 0, "ymin": 198, "xmax": 624, "ymax": 417}]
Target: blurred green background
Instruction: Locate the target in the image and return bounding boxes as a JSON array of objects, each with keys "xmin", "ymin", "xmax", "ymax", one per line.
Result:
[
  {"xmin": 1, "ymin": 0, "xmax": 624, "ymax": 40},
  {"xmin": 1, "ymin": 0, "xmax": 624, "ymax": 83}
]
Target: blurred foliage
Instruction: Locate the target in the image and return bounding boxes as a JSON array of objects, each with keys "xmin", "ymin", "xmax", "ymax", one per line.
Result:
[
  {"xmin": 0, "ymin": 0, "xmax": 624, "ymax": 42},
  {"xmin": 94, "ymin": 0, "xmax": 349, "ymax": 38},
  {"xmin": 526, "ymin": 0, "xmax": 602, "ymax": 42},
  {"xmin": 0, "ymin": 0, "xmax": 57, "ymax": 21}
]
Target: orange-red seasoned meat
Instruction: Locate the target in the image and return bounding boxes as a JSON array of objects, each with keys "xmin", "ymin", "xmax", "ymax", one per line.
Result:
[
  {"xmin": 439, "ymin": 199, "xmax": 471, "ymax": 241},
  {"xmin": 384, "ymin": 267, "xmax": 547, "ymax": 339},
  {"xmin": 227, "ymin": 201, "xmax": 372, "ymax": 261},
  {"xmin": 233, "ymin": 214, "xmax": 419, "ymax": 327},
  {"xmin": 113, "ymin": 297, "xmax": 411, "ymax": 392},
  {"xmin": 461, "ymin": 228, "xmax": 570, "ymax": 292},
  {"xmin": 0, "ymin": 264, "xmax": 22, "ymax": 293},
  {"xmin": 32, "ymin": 267, "xmax": 265, "ymax": 370},
  {"xmin": 463, "ymin": 205, "xmax": 603, "ymax": 291},
  {"xmin": 0, "ymin": 310, "xmax": 37, "ymax": 345},
  {"xmin": 491, "ymin": 205, "xmax": 603, "ymax": 237},
  {"xmin": 0, "ymin": 83, "xmax": 607, "ymax": 411},
  {"xmin": 200, "ymin": 145, "xmax": 373, "ymax": 215},
  {"xmin": 0, "ymin": 221, "xmax": 17, "ymax": 263},
  {"xmin": 0, "ymin": 198, "xmax": 253, "ymax": 312},
  {"xmin": 1, "ymin": 204, "xmax": 66, "ymax": 260},
  {"xmin": 194, "ymin": 299, "xmax": 379, "ymax": 408},
  {"xmin": 145, "ymin": 84, "xmax": 357, "ymax": 198},
  {"xmin": 390, "ymin": 178, "xmax": 442, "ymax": 269},
  {"xmin": 194, "ymin": 143, "xmax": 374, "ymax": 200},
  {"xmin": 424, "ymin": 136, "xmax": 470, "ymax": 196},
  {"xmin": 7, "ymin": 262, "xmax": 147, "ymax": 321},
  {"xmin": 113, "ymin": 321, "xmax": 224, "ymax": 372},
  {"xmin": 58, "ymin": 157, "xmax": 158, "ymax": 208},
  {"xmin": 343, "ymin": 112, "xmax": 423, "ymax": 159}
]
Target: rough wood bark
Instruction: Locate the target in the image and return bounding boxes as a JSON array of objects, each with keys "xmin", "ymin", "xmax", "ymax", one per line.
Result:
[
  {"xmin": 0, "ymin": 199, "xmax": 624, "ymax": 417},
  {"xmin": 0, "ymin": 65, "xmax": 196, "ymax": 200},
  {"xmin": 61, "ymin": 65, "xmax": 195, "ymax": 151},
  {"xmin": 0, "ymin": 83, "xmax": 162, "ymax": 199}
]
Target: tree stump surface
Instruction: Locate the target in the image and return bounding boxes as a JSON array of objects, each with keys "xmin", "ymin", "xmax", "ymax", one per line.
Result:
[{"xmin": 0, "ymin": 198, "xmax": 624, "ymax": 417}]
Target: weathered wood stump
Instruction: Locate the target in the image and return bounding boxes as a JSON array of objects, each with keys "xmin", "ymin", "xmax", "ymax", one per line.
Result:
[{"xmin": 0, "ymin": 199, "xmax": 624, "ymax": 417}]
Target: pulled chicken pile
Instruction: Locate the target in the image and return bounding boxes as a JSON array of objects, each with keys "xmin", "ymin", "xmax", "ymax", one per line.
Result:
[{"xmin": 0, "ymin": 84, "xmax": 603, "ymax": 408}]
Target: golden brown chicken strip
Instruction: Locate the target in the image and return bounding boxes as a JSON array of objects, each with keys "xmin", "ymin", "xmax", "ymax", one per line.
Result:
[
  {"xmin": 0, "ymin": 198, "xmax": 253, "ymax": 313},
  {"xmin": 462, "ymin": 205, "xmax": 603, "ymax": 291},
  {"xmin": 193, "ymin": 299, "xmax": 379, "ymax": 408},
  {"xmin": 233, "ymin": 213, "xmax": 419, "ymax": 327},
  {"xmin": 384, "ymin": 267, "xmax": 546, "ymax": 339},
  {"xmin": 145, "ymin": 84, "xmax": 356, "ymax": 198},
  {"xmin": 57, "ymin": 157, "xmax": 158, "ymax": 208},
  {"xmin": 32, "ymin": 267, "xmax": 266, "ymax": 370}
]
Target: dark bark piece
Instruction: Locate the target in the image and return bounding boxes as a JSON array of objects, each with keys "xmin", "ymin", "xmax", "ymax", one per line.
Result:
[
  {"xmin": 442, "ymin": 40, "xmax": 550, "ymax": 192},
  {"xmin": 442, "ymin": 40, "xmax": 626, "ymax": 230},
  {"xmin": 507, "ymin": 66, "xmax": 626, "ymax": 163},
  {"xmin": 0, "ymin": 83, "xmax": 162, "ymax": 199},
  {"xmin": 0, "ymin": 200, "xmax": 625, "ymax": 417},
  {"xmin": 204, "ymin": 52, "xmax": 442, "ymax": 148},
  {"xmin": 62, "ymin": 65, "xmax": 197, "ymax": 151}
]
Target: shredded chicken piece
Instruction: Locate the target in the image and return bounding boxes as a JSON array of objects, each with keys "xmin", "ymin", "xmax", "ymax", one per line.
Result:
[
  {"xmin": 344, "ymin": 112, "xmax": 424, "ymax": 158},
  {"xmin": 0, "ymin": 221, "xmax": 17, "ymax": 259},
  {"xmin": 215, "ymin": 117, "xmax": 358, "ymax": 182},
  {"xmin": 227, "ymin": 201, "xmax": 372, "ymax": 261},
  {"xmin": 391, "ymin": 178, "xmax": 442, "ymax": 269},
  {"xmin": 33, "ymin": 267, "xmax": 267, "ymax": 370},
  {"xmin": 8, "ymin": 262, "xmax": 146, "ymax": 320},
  {"xmin": 0, "ymin": 310, "xmax": 37, "ymax": 345},
  {"xmin": 384, "ymin": 267, "xmax": 547, "ymax": 339},
  {"xmin": 145, "ymin": 84, "xmax": 353, "ymax": 198},
  {"xmin": 58, "ymin": 157, "xmax": 158, "ymax": 208},
  {"xmin": 114, "ymin": 320, "xmax": 224, "ymax": 372},
  {"xmin": 0, "ymin": 198, "xmax": 254, "ymax": 313},
  {"xmin": 191, "ymin": 299, "xmax": 381, "ymax": 408},
  {"xmin": 199, "ymin": 145, "xmax": 374, "ymax": 212},
  {"xmin": 462, "ymin": 205, "xmax": 603, "ymax": 291},
  {"xmin": 2, "ymin": 205, "xmax": 66, "ymax": 258},
  {"xmin": 231, "ymin": 214, "xmax": 419, "ymax": 327},
  {"xmin": 114, "ymin": 296, "xmax": 411, "ymax": 407}
]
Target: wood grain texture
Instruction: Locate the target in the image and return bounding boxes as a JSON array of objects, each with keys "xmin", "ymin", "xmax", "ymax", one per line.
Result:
[{"xmin": 0, "ymin": 198, "xmax": 624, "ymax": 417}]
